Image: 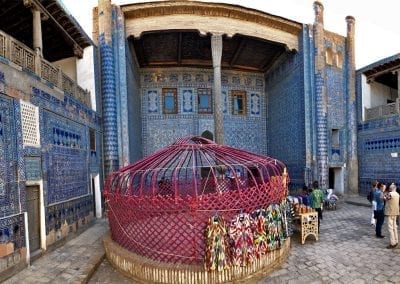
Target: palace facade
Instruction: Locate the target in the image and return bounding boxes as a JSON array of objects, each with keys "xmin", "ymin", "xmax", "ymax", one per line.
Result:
[{"xmin": 95, "ymin": 0, "xmax": 358, "ymax": 194}]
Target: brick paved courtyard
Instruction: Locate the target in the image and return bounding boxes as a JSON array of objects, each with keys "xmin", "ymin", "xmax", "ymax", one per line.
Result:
[{"xmin": 90, "ymin": 202, "xmax": 400, "ymax": 284}]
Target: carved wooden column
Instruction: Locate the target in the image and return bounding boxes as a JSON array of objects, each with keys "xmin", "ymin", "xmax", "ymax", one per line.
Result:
[
  {"xmin": 211, "ymin": 33, "xmax": 224, "ymax": 145},
  {"xmin": 32, "ymin": 7, "xmax": 43, "ymax": 55},
  {"xmin": 398, "ymin": 71, "xmax": 400, "ymax": 99}
]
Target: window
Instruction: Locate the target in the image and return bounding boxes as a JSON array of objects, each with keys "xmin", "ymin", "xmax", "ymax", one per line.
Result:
[
  {"xmin": 231, "ymin": 90, "xmax": 246, "ymax": 115},
  {"xmin": 89, "ymin": 128, "xmax": 96, "ymax": 151},
  {"xmin": 162, "ymin": 88, "xmax": 177, "ymax": 114},
  {"xmin": 325, "ymin": 48, "xmax": 333, "ymax": 65},
  {"xmin": 336, "ymin": 52, "xmax": 343, "ymax": 69},
  {"xmin": 198, "ymin": 88, "xmax": 213, "ymax": 114},
  {"xmin": 20, "ymin": 101, "xmax": 40, "ymax": 147},
  {"xmin": 331, "ymin": 129, "xmax": 339, "ymax": 147}
]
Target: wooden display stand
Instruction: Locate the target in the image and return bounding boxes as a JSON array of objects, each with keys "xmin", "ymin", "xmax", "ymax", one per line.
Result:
[{"xmin": 298, "ymin": 212, "xmax": 318, "ymax": 244}]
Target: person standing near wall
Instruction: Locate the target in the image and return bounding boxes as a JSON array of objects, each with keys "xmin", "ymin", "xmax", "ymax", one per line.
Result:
[
  {"xmin": 374, "ymin": 182, "xmax": 386, "ymax": 238},
  {"xmin": 384, "ymin": 183, "xmax": 399, "ymax": 248},
  {"xmin": 310, "ymin": 181, "xmax": 324, "ymax": 233},
  {"xmin": 368, "ymin": 180, "xmax": 379, "ymax": 226}
]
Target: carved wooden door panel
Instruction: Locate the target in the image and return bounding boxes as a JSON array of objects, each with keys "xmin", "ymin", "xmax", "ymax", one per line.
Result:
[{"xmin": 26, "ymin": 186, "xmax": 41, "ymax": 252}]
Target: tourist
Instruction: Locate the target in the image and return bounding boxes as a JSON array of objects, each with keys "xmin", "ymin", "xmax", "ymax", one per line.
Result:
[
  {"xmin": 368, "ymin": 180, "xmax": 378, "ymax": 226},
  {"xmin": 298, "ymin": 185, "xmax": 310, "ymax": 206},
  {"xmin": 374, "ymin": 182, "xmax": 386, "ymax": 238},
  {"xmin": 384, "ymin": 183, "xmax": 399, "ymax": 248},
  {"xmin": 310, "ymin": 181, "xmax": 324, "ymax": 232}
]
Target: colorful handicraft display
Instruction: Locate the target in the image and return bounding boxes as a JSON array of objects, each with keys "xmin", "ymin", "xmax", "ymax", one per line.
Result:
[
  {"xmin": 265, "ymin": 204, "xmax": 284, "ymax": 251},
  {"xmin": 228, "ymin": 213, "xmax": 256, "ymax": 266},
  {"xmin": 282, "ymin": 199, "xmax": 295, "ymax": 238},
  {"xmin": 204, "ymin": 215, "xmax": 230, "ymax": 271},
  {"xmin": 204, "ymin": 202, "xmax": 291, "ymax": 268},
  {"xmin": 251, "ymin": 209, "xmax": 269, "ymax": 257}
]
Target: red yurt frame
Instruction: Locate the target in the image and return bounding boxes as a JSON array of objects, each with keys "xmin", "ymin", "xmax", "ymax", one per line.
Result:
[{"xmin": 104, "ymin": 136, "xmax": 289, "ymax": 265}]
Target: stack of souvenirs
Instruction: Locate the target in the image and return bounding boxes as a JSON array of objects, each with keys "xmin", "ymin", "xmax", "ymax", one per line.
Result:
[
  {"xmin": 287, "ymin": 196, "xmax": 315, "ymax": 216},
  {"xmin": 204, "ymin": 200, "xmax": 294, "ymax": 271}
]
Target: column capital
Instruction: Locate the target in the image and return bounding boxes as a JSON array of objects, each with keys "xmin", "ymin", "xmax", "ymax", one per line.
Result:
[
  {"xmin": 24, "ymin": 0, "xmax": 49, "ymax": 20},
  {"xmin": 73, "ymin": 44, "xmax": 84, "ymax": 59},
  {"xmin": 211, "ymin": 34, "xmax": 223, "ymax": 68}
]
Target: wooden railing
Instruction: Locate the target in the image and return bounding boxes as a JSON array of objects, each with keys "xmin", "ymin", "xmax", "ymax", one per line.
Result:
[
  {"xmin": 365, "ymin": 99, "xmax": 400, "ymax": 120},
  {"xmin": 0, "ymin": 30, "xmax": 91, "ymax": 107}
]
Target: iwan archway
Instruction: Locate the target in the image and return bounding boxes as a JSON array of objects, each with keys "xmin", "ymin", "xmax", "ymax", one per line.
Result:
[{"xmin": 95, "ymin": 0, "xmax": 357, "ymax": 193}]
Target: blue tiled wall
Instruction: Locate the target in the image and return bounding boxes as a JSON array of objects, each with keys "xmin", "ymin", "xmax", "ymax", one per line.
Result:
[
  {"xmin": 125, "ymin": 40, "xmax": 142, "ymax": 163},
  {"xmin": 265, "ymin": 46, "xmax": 305, "ymax": 189},
  {"xmin": 357, "ymin": 117, "xmax": 400, "ymax": 195},
  {"xmin": 326, "ymin": 65, "xmax": 346, "ymax": 165},
  {"xmin": 0, "ymin": 94, "xmax": 20, "ymax": 216},
  {"xmin": 140, "ymin": 69, "xmax": 266, "ymax": 156}
]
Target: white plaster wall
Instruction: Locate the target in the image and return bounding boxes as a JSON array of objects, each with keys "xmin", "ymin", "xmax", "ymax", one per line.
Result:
[
  {"xmin": 361, "ymin": 74, "xmax": 397, "ymax": 120},
  {"xmin": 52, "ymin": 57, "xmax": 77, "ymax": 81},
  {"xmin": 370, "ymin": 81, "xmax": 396, "ymax": 106},
  {"xmin": 361, "ymin": 74, "xmax": 371, "ymax": 114},
  {"xmin": 77, "ymin": 46, "xmax": 96, "ymax": 111},
  {"xmin": 334, "ymin": 168, "xmax": 344, "ymax": 195}
]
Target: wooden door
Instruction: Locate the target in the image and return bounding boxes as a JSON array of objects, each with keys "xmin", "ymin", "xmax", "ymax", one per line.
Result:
[{"xmin": 26, "ymin": 186, "xmax": 41, "ymax": 252}]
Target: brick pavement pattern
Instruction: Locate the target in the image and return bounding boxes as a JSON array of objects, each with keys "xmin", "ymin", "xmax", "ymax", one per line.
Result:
[
  {"xmin": 4, "ymin": 199, "xmax": 400, "ymax": 284},
  {"xmin": 91, "ymin": 200, "xmax": 400, "ymax": 284},
  {"xmin": 4, "ymin": 219, "xmax": 108, "ymax": 284},
  {"xmin": 261, "ymin": 202, "xmax": 400, "ymax": 284}
]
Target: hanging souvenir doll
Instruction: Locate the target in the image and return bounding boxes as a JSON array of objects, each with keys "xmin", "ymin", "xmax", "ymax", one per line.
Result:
[
  {"xmin": 274, "ymin": 204, "xmax": 284, "ymax": 243},
  {"xmin": 285, "ymin": 197, "xmax": 296, "ymax": 237},
  {"xmin": 251, "ymin": 209, "xmax": 268, "ymax": 258},
  {"xmin": 265, "ymin": 204, "xmax": 282, "ymax": 251},
  {"xmin": 280, "ymin": 199, "xmax": 293, "ymax": 239},
  {"xmin": 204, "ymin": 214, "xmax": 230, "ymax": 271},
  {"xmin": 228, "ymin": 212, "xmax": 255, "ymax": 266}
]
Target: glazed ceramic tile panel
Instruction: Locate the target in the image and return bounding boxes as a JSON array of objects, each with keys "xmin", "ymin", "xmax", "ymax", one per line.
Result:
[
  {"xmin": 358, "ymin": 120, "xmax": 400, "ymax": 195},
  {"xmin": 356, "ymin": 53, "xmax": 400, "ymax": 196},
  {"xmin": 43, "ymin": 110, "xmax": 88, "ymax": 205},
  {"xmin": 326, "ymin": 65, "xmax": 345, "ymax": 164},
  {"xmin": 141, "ymin": 68, "xmax": 265, "ymax": 156},
  {"xmin": 45, "ymin": 195, "xmax": 92, "ymax": 234},
  {"xmin": 0, "ymin": 95, "xmax": 20, "ymax": 216},
  {"xmin": 266, "ymin": 51, "xmax": 305, "ymax": 189}
]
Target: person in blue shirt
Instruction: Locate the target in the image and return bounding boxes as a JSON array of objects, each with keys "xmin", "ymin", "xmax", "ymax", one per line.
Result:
[{"xmin": 374, "ymin": 182, "xmax": 386, "ymax": 238}]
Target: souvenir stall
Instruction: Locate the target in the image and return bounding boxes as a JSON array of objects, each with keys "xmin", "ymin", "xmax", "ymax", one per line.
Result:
[
  {"xmin": 103, "ymin": 136, "xmax": 292, "ymax": 283},
  {"xmin": 287, "ymin": 196, "xmax": 319, "ymax": 244}
]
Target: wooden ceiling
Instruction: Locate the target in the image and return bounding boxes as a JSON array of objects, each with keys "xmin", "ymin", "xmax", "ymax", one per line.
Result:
[
  {"xmin": 132, "ymin": 31, "xmax": 288, "ymax": 72},
  {"xmin": 0, "ymin": 0, "xmax": 92, "ymax": 62},
  {"xmin": 364, "ymin": 57, "xmax": 400, "ymax": 89}
]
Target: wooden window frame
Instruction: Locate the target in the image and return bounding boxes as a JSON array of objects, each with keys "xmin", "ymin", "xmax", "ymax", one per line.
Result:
[
  {"xmin": 162, "ymin": 88, "xmax": 178, "ymax": 114},
  {"xmin": 231, "ymin": 90, "xmax": 247, "ymax": 115},
  {"xmin": 198, "ymin": 88, "xmax": 213, "ymax": 114}
]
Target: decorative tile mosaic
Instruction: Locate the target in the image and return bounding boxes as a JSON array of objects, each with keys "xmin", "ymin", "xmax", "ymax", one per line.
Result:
[
  {"xmin": 0, "ymin": 213, "xmax": 25, "ymax": 249},
  {"xmin": 43, "ymin": 110, "xmax": 89, "ymax": 204},
  {"xmin": 140, "ymin": 68, "xmax": 265, "ymax": 156},
  {"xmin": 222, "ymin": 90, "xmax": 227, "ymax": 114},
  {"xmin": 25, "ymin": 157, "xmax": 41, "ymax": 181},
  {"xmin": 147, "ymin": 89, "xmax": 159, "ymax": 114},
  {"xmin": 45, "ymin": 195, "xmax": 92, "ymax": 234},
  {"xmin": 250, "ymin": 92, "xmax": 261, "ymax": 116},
  {"xmin": 0, "ymin": 95, "xmax": 20, "ymax": 216},
  {"xmin": 181, "ymin": 89, "xmax": 193, "ymax": 113}
]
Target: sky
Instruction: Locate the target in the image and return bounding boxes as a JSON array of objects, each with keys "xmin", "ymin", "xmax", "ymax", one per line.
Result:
[{"xmin": 61, "ymin": 0, "xmax": 400, "ymax": 69}]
